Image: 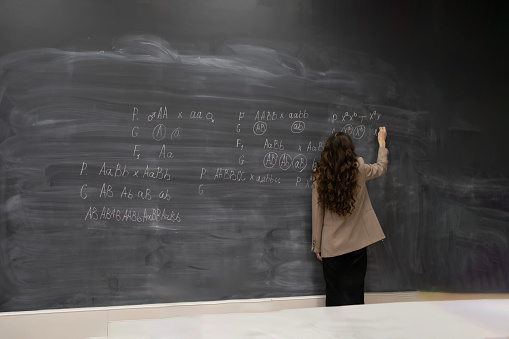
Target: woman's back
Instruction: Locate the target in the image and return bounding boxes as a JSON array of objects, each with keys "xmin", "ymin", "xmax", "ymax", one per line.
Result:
[{"xmin": 312, "ymin": 149, "xmax": 388, "ymax": 257}]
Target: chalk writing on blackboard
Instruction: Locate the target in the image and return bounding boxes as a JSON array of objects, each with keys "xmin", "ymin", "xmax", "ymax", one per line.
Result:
[{"xmin": 76, "ymin": 105, "xmax": 383, "ymax": 226}]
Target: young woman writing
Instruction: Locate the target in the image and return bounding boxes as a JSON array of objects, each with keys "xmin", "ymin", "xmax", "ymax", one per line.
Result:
[{"xmin": 312, "ymin": 127, "xmax": 388, "ymax": 306}]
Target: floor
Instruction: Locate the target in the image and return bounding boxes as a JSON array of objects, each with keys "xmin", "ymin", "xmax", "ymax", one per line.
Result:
[{"xmin": 107, "ymin": 299, "xmax": 509, "ymax": 339}]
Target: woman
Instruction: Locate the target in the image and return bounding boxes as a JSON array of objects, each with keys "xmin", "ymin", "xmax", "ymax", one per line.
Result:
[{"xmin": 312, "ymin": 127, "xmax": 388, "ymax": 306}]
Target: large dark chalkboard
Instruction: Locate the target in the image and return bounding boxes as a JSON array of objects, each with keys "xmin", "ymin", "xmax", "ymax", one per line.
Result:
[{"xmin": 1, "ymin": 0, "xmax": 508, "ymax": 312}]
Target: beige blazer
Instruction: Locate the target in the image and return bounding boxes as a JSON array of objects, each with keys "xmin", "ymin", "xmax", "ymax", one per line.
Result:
[{"xmin": 312, "ymin": 147, "xmax": 389, "ymax": 257}]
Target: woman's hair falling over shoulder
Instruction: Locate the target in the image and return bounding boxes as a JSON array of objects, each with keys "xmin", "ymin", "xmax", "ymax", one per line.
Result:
[{"xmin": 314, "ymin": 132, "xmax": 360, "ymax": 216}]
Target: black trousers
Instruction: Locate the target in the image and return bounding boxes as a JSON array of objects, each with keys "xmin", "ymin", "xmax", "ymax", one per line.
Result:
[{"xmin": 322, "ymin": 247, "xmax": 367, "ymax": 307}]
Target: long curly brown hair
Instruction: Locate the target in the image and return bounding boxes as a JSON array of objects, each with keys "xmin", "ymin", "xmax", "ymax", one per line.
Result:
[{"xmin": 313, "ymin": 132, "xmax": 360, "ymax": 216}]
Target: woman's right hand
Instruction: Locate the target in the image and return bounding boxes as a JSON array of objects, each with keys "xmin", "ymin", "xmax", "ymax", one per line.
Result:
[{"xmin": 378, "ymin": 126, "xmax": 387, "ymax": 147}]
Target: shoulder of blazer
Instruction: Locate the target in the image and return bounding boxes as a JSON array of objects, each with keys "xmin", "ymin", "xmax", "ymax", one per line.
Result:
[
  {"xmin": 356, "ymin": 157, "xmax": 368, "ymax": 181},
  {"xmin": 357, "ymin": 157, "xmax": 365, "ymax": 172}
]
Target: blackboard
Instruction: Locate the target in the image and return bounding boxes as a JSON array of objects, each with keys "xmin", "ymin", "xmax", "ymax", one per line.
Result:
[{"xmin": 1, "ymin": 0, "xmax": 508, "ymax": 312}]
